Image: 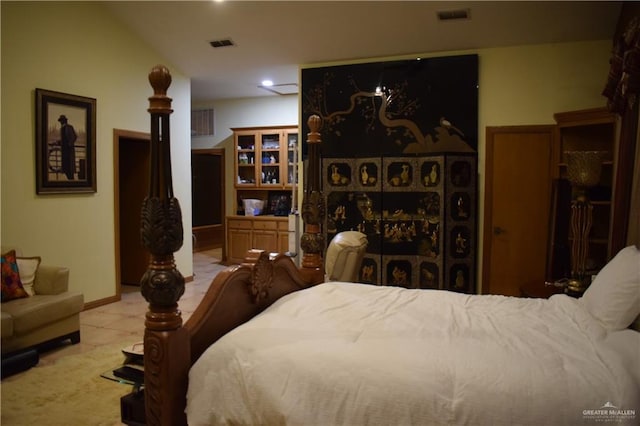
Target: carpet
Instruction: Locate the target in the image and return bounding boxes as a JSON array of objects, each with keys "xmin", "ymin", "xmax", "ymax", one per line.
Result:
[{"xmin": 1, "ymin": 342, "xmax": 138, "ymax": 426}]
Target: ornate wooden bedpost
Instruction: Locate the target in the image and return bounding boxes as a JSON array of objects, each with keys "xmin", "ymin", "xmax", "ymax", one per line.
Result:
[
  {"xmin": 140, "ymin": 65, "xmax": 190, "ymax": 426},
  {"xmin": 300, "ymin": 115, "xmax": 325, "ymax": 284}
]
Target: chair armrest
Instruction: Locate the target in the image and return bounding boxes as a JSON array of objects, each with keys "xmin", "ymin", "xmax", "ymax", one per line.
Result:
[{"xmin": 34, "ymin": 265, "xmax": 70, "ymax": 295}]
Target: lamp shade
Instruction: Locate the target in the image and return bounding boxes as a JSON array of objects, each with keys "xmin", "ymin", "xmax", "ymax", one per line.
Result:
[{"xmin": 565, "ymin": 151, "xmax": 604, "ymax": 187}]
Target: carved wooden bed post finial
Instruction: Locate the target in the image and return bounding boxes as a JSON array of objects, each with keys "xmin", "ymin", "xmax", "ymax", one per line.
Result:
[
  {"xmin": 140, "ymin": 64, "xmax": 190, "ymax": 426},
  {"xmin": 300, "ymin": 115, "xmax": 325, "ymax": 284}
]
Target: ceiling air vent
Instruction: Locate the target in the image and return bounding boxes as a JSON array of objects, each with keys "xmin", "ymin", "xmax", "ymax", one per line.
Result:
[
  {"xmin": 437, "ymin": 9, "xmax": 470, "ymax": 21},
  {"xmin": 209, "ymin": 38, "xmax": 235, "ymax": 48}
]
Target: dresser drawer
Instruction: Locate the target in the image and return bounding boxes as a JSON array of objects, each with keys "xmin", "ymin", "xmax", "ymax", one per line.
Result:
[
  {"xmin": 253, "ymin": 220, "xmax": 278, "ymax": 230},
  {"xmin": 227, "ymin": 219, "xmax": 252, "ymax": 230}
]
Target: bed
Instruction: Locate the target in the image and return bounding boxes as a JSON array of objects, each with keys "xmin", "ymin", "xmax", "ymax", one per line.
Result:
[{"xmin": 140, "ymin": 66, "xmax": 640, "ymax": 425}]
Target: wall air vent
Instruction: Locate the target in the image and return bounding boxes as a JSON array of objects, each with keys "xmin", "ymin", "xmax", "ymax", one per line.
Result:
[
  {"xmin": 191, "ymin": 109, "xmax": 215, "ymax": 136},
  {"xmin": 209, "ymin": 38, "xmax": 235, "ymax": 48},
  {"xmin": 437, "ymin": 9, "xmax": 470, "ymax": 21}
]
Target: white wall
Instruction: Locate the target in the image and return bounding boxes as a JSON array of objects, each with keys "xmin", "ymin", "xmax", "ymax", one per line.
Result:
[
  {"xmin": 192, "ymin": 95, "xmax": 299, "ymax": 216},
  {"xmin": 1, "ymin": 2, "xmax": 193, "ymax": 304},
  {"xmin": 192, "ymin": 95, "xmax": 299, "ymax": 148}
]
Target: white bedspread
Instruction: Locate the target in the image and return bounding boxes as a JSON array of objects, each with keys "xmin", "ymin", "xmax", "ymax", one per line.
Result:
[{"xmin": 186, "ymin": 283, "xmax": 640, "ymax": 425}]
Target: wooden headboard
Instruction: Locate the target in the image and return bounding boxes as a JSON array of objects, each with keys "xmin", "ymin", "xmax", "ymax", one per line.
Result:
[{"xmin": 140, "ymin": 66, "xmax": 325, "ymax": 425}]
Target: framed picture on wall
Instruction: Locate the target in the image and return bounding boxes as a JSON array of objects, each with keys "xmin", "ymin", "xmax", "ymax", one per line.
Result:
[{"xmin": 35, "ymin": 88, "xmax": 96, "ymax": 194}]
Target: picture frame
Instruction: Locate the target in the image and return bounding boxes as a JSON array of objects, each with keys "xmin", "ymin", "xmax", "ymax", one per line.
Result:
[
  {"xmin": 35, "ymin": 88, "xmax": 96, "ymax": 194},
  {"xmin": 267, "ymin": 192, "xmax": 291, "ymax": 216}
]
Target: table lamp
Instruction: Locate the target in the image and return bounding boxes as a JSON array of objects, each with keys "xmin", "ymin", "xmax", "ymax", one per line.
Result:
[{"xmin": 564, "ymin": 150, "xmax": 604, "ymax": 293}]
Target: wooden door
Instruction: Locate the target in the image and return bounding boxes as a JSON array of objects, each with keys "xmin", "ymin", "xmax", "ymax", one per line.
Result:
[
  {"xmin": 192, "ymin": 149, "xmax": 225, "ymax": 252},
  {"xmin": 117, "ymin": 132, "xmax": 150, "ymax": 286},
  {"xmin": 482, "ymin": 126, "xmax": 554, "ymax": 296}
]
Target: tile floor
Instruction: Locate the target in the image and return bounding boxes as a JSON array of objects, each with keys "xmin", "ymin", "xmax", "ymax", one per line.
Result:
[{"xmin": 39, "ymin": 248, "xmax": 225, "ymax": 366}]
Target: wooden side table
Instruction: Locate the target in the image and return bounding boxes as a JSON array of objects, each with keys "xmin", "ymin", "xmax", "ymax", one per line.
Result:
[{"xmin": 520, "ymin": 280, "xmax": 565, "ymax": 299}]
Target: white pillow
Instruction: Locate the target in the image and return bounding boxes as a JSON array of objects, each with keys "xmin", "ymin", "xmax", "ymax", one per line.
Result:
[
  {"xmin": 580, "ymin": 245, "xmax": 640, "ymax": 331},
  {"xmin": 16, "ymin": 256, "xmax": 41, "ymax": 296}
]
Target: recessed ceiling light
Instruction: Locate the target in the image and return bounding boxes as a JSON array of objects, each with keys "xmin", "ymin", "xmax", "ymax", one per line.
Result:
[{"xmin": 261, "ymin": 80, "xmax": 274, "ymax": 87}]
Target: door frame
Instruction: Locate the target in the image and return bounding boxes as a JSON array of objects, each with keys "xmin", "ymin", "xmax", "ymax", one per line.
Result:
[
  {"xmin": 113, "ymin": 129, "xmax": 150, "ymax": 299},
  {"xmin": 481, "ymin": 125, "xmax": 555, "ymax": 294}
]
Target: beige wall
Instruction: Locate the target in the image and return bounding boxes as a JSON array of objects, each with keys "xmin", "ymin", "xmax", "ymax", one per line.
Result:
[{"xmin": 1, "ymin": 2, "xmax": 193, "ymax": 304}]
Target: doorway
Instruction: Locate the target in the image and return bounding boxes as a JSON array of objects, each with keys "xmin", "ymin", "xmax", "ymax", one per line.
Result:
[
  {"xmin": 114, "ymin": 130, "xmax": 150, "ymax": 294},
  {"xmin": 191, "ymin": 149, "xmax": 225, "ymax": 255},
  {"xmin": 482, "ymin": 126, "xmax": 554, "ymax": 296}
]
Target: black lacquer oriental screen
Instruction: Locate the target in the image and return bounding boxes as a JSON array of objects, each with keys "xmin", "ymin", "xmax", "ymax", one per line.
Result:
[{"xmin": 302, "ymin": 54, "xmax": 479, "ymax": 293}]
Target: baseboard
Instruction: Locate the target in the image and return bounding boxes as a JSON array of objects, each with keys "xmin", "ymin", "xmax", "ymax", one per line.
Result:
[{"xmin": 84, "ymin": 295, "xmax": 120, "ymax": 311}]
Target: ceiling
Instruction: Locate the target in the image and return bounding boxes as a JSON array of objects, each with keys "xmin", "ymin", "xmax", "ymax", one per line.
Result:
[{"xmin": 104, "ymin": 1, "xmax": 622, "ymax": 102}]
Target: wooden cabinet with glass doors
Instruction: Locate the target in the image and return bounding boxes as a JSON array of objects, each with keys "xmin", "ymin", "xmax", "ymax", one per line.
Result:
[
  {"xmin": 233, "ymin": 126, "xmax": 298, "ymax": 192},
  {"xmin": 547, "ymin": 107, "xmax": 618, "ymax": 282},
  {"xmin": 228, "ymin": 126, "xmax": 298, "ymax": 263}
]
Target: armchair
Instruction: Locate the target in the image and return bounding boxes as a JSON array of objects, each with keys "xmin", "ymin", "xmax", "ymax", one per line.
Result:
[{"xmin": 324, "ymin": 231, "xmax": 368, "ymax": 282}]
